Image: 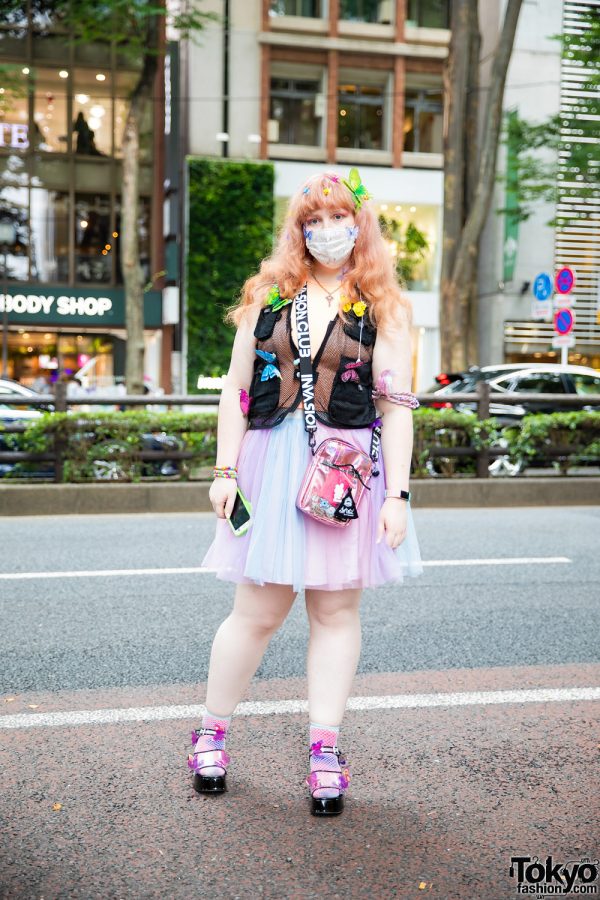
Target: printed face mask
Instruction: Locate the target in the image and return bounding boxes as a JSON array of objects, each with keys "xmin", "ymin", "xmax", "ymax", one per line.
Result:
[{"xmin": 304, "ymin": 224, "xmax": 359, "ymax": 267}]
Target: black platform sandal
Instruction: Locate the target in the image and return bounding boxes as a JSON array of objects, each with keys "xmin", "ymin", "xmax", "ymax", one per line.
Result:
[
  {"xmin": 305, "ymin": 742, "xmax": 351, "ymax": 816},
  {"xmin": 187, "ymin": 726, "xmax": 231, "ymax": 794}
]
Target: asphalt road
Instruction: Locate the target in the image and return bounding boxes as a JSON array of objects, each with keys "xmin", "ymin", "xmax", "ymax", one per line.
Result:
[{"xmin": 1, "ymin": 508, "xmax": 599, "ymax": 899}]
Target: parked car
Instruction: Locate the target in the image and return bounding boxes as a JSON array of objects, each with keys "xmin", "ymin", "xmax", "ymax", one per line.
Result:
[
  {"xmin": 423, "ymin": 364, "xmax": 600, "ymax": 478},
  {"xmin": 423, "ymin": 364, "xmax": 546, "ymax": 408},
  {"xmin": 452, "ymin": 364, "xmax": 600, "ymax": 424},
  {"xmin": 0, "ymin": 377, "xmax": 54, "ymax": 412}
]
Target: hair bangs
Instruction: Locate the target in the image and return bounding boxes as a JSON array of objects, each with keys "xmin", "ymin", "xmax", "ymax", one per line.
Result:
[{"xmin": 292, "ymin": 173, "xmax": 355, "ymax": 224}]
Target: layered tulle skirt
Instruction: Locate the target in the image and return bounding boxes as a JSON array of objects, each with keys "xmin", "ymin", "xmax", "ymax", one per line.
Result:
[{"xmin": 201, "ymin": 409, "xmax": 424, "ymax": 592}]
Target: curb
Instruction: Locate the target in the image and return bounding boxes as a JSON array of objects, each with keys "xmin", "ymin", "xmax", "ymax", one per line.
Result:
[{"xmin": 0, "ymin": 478, "xmax": 599, "ymax": 516}]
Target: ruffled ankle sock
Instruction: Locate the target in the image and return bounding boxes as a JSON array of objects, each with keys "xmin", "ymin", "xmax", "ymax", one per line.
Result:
[
  {"xmin": 192, "ymin": 710, "xmax": 232, "ymax": 777},
  {"xmin": 309, "ymin": 723, "xmax": 342, "ymax": 800}
]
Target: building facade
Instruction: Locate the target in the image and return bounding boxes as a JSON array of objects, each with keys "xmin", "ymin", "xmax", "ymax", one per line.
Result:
[
  {"xmin": 0, "ymin": 8, "xmax": 174, "ymax": 392},
  {"xmin": 184, "ymin": 0, "xmax": 451, "ymax": 390},
  {"xmin": 478, "ymin": 0, "xmax": 600, "ymax": 371}
]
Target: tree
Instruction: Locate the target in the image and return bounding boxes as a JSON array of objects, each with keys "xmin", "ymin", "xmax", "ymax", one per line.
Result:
[
  {"xmin": 440, "ymin": 0, "xmax": 523, "ymax": 371},
  {"xmin": 3, "ymin": 0, "xmax": 213, "ymax": 393}
]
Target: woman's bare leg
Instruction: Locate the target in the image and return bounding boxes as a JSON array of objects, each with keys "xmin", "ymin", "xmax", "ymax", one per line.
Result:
[
  {"xmin": 205, "ymin": 581, "xmax": 297, "ymax": 716},
  {"xmin": 305, "ymin": 587, "xmax": 362, "ymax": 725}
]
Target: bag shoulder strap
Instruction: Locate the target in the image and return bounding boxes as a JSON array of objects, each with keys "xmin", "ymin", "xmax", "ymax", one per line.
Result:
[{"xmin": 295, "ymin": 284, "xmax": 318, "ymax": 455}]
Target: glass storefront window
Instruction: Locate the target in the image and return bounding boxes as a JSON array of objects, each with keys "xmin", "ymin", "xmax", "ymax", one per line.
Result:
[
  {"xmin": 30, "ymin": 188, "xmax": 69, "ymax": 283},
  {"xmin": 338, "ymin": 82, "xmax": 386, "ymax": 150},
  {"xmin": 74, "ymin": 193, "xmax": 112, "ymax": 284},
  {"xmin": 375, "ymin": 200, "xmax": 439, "ymax": 291},
  {"xmin": 74, "ymin": 69, "xmax": 112, "ymax": 157},
  {"xmin": 33, "ymin": 67, "xmax": 69, "ymax": 153},
  {"xmin": 407, "ymin": 0, "xmax": 450, "ymax": 29},
  {"xmin": 404, "ymin": 87, "xmax": 443, "ymax": 153},
  {"xmin": 270, "ymin": 77, "xmax": 322, "ymax": 146},
  {"xmin": 340, "ymin": 1, "xmax": 394, "ymax": 24},
  {"xmin": 0, "ymin": 181, "xmax": 29, "ymax": 281},
  {"xmin": 269, "ymin": 0, "xmax": 323, "ymax": 16},
  {"xmin": 0, "ymin": 68, "xmax": 29, "ymax": 152}
]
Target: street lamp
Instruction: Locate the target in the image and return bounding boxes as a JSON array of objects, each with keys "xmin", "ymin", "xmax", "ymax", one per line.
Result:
[{"xmin": 0, "ymin": 220, "xmax": 17, "ymax": 378}]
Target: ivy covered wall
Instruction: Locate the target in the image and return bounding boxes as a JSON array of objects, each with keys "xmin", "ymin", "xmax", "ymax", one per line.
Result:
[{"xmin": 186, "ymin": 158, "xmax": 275, "ymax": 389}]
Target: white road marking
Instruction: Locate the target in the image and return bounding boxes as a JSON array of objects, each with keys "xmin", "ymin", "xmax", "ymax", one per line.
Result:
[
  {"xmin": 0, "ymin": 557, "xmax": 572, "ymax": 581},
  {"xmin": 1, "ymin": 686, "xmax": 598, "ymax": 730}
]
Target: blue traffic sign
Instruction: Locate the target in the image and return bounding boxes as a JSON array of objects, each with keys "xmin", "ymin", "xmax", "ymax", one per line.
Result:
[
  {"xmin": 555, "ymin": 267, "xmax": 575, "ymax": 294},
  {"xmin": 532, "ymin": 273, "xmax": 552, "ymax": 301},
  {"xmin": 554, "ymin": 308, "xmax": 574, "ymax": 335}
]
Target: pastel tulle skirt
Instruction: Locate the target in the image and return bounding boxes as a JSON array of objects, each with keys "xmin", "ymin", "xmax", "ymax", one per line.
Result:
[{"xmin": 201, "ymin": 409, "xmax": 424, "ymax": 592}]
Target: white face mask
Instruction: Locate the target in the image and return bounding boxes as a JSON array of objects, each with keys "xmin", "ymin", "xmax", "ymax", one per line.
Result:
[{"xmin": 304, "ymin": 224, "xmax": 359, "ymax": 267}]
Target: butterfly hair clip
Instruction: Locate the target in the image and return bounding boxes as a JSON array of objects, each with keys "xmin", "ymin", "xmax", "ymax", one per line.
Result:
[{"xmin": 342, "ymin": 167, "xmax": 372, "ymax": 211}]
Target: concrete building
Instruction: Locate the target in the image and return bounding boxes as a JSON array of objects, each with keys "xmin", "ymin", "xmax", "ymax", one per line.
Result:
[{"xmin": 184, "ymin": 0, "xmax": 451, "ymax": 390}]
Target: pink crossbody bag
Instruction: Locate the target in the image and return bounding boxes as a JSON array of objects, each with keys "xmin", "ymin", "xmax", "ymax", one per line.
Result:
[{"xmin": 293, "ymin": 287, "xmax": 381, "ymax": 528}]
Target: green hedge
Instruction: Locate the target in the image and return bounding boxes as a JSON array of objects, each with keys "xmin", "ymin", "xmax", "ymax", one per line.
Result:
[
  {"xmin": 3, "ymin": 408, "xmax": 598, "ymax": 483},
  {"xmin": 6, "ymin": 411, "xmax": 218, "ymax": 482},
  {"xmin": 186, "ymin": 158, "xmax": 275, "ymax": 388}
]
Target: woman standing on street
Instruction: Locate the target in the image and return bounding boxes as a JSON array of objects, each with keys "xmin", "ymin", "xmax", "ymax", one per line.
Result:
[{"xmin": 188, "ymin": 170, "xmax": 424, "ymax": 816}]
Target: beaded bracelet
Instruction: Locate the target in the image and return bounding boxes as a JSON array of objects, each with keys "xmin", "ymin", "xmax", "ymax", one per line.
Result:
[
  {"xmin": 213, "ymin": 466, "xmax": 238, "ymax": 479},
  {"xmin": 372, "ymin": 388, "xmax": 420, "ymax": 410}
]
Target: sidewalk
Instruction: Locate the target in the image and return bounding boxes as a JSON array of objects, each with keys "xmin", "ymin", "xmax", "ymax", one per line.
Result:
[{"xmin": 1, "ymin": 476, "xmax": 599, "ymax": 515}]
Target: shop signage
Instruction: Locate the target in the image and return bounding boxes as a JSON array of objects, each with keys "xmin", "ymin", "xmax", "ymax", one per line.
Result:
[
  {"xmin": 0, "ymin": 287, "xmax": 162, "ymax": 327},
  {"xmin": 1, "ymin": 293, "xmax": 113, "ymax": 317},
  {"xmin": 0, "ymin": 123, "xmax": 29, "ymax": 150}
]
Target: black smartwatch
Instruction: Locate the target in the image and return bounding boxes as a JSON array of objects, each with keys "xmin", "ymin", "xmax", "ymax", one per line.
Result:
[{"xmin": 384, "ymin": 490, "xmax": 411, "ymax": 502}]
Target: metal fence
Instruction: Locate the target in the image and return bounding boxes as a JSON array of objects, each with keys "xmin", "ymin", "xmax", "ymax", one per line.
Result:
[{"xmin": 1, "ymin": 381, "xmax": 599, "ymax": 481}]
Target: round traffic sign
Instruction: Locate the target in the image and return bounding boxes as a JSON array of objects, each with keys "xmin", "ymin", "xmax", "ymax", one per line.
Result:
[
  {"xmin": 533, "ymin": 273, "xmax": 553, "ymax": 301},
  {"xmin": 554, "ymin": 307, "xmax": 574, "ymax": 335},
  {"xmin": 555, "ymin": 267, "xmax": 575, "ymax": 294}
]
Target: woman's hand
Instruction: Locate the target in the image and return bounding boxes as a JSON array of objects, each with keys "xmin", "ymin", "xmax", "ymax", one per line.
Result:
[
  {"xmin": 376, "ymin": 498, "xmax": 408, "ymax": 549},
  {"xmin": 209, "ymin": 478, "xmax": 238, "ymax": 520}
]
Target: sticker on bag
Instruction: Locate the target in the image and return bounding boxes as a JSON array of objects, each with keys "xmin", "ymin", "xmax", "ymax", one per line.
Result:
[{"xmin": 333, "ymin": 487, "xmax": 359, "ymax": 521}]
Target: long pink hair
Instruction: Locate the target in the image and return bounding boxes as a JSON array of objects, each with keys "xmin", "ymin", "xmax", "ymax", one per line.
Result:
[{"xmin": 224, "ymin": 170, "xmax": 413, "ymax": 331}]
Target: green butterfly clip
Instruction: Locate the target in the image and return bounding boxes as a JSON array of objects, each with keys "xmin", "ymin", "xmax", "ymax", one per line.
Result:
[
  {"xmin": 265, "ymin": 284, "xmax": 292, "ymax": 312},
  {"xmin": 342, "ymin": 167, "xmax": 372, "ymax": 210}
]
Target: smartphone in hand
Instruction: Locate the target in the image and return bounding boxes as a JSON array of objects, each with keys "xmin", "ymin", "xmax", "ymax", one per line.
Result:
[{"xmin": 227, "ymin": 486, "xmax": 253, "ymax": 537}]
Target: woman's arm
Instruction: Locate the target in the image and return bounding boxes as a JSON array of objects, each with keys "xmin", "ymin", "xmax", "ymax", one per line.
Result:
[
  {"xmin": 209, "ymin": 304, "xmax": 261, "ymax": 518},
  {"xmin": 371, "ymin": 313, "xmax": 416, "ymax": 547}
]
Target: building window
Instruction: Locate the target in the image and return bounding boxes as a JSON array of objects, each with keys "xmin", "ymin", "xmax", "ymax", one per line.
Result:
[
  {"xmin": 33, "ymin": 67, "xmax": 69, "ymax": 153},
  {"xmin": 338, "ymin": 80, "xmax": 386, "ymax": 150},
  {"xmin": 0, "ymin": 70, "xmax": 29, "ymax": 152},
  {"xmin": 75, "ymin": 193, "xmax": 113, "ymax": 284},
  {"xmin": 406, "ymin": 0, "xmax": 450, "ymax": 29},
  {"xmin": 30, "ymin": 188, "xmax": 69, "ymax": 283},
  {"xmin": 270, "ymin": 76, "xmax": 323, "ymax": 146},
  {"xmin": 269, "ymin": 0, "xmax": 324, "ymax": 16},
  {"xmin": 404, "ymin": 86, "xmax": 443, "ymax": 153},
  {"xmin": 340, "ymin": 1, "xmax": 394, "ymax": 24},
  {"xmin": 73, "ymin": 69, "xmax": 113, "ymax": 157}
]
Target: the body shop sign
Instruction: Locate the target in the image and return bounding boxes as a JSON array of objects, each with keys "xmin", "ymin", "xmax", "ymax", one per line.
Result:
[{"xmin": 0, "ymin": 287, "xmax": 162, "ymax": 327}]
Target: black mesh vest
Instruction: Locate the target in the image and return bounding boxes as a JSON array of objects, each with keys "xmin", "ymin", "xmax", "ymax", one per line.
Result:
[{"xmin": 247, "ymin": 288, "xmax": 378, "ymax": 430}]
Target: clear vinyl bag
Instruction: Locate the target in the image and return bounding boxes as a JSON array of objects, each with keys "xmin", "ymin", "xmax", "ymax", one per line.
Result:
[{"xmin": 296, "ymin": 437, "xmax": 374, "ymax": 528}]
